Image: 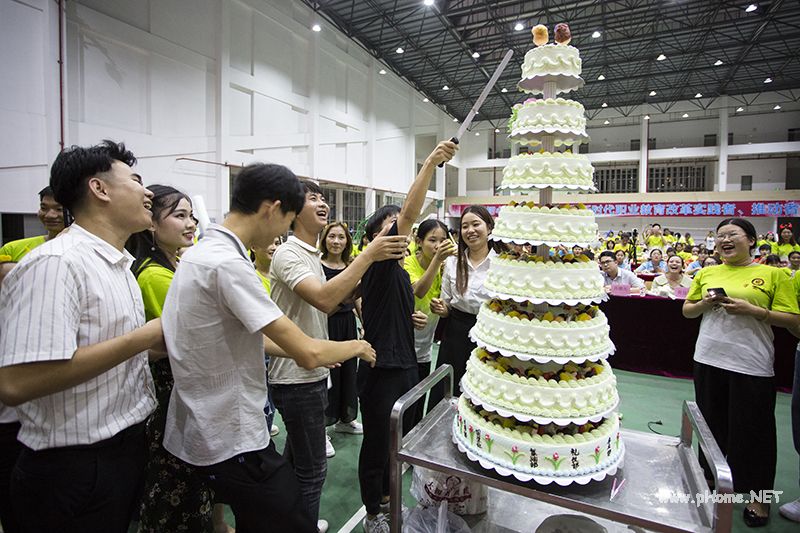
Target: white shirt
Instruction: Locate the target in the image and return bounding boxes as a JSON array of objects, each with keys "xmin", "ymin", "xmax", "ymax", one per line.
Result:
[
  {"xmin": 0, "ymin": 224, "xmax": 155, "ymax": 449},
  {"xmin": 0, "ymin": 403, "xmax": 18, "ymax": 424},
  {"xmin": 163, "ymin": 225, "xmax": 283, "ymax": 466},
  {"xmin": 268, "ymin": 236, "xmax": 329, "ymax": 385},
  {"xmin": 602, "ymin": 267, "xmax": 644, "ymax": 288},
  {"xmin": 441, "ymin": 250, "xmax": 495, "ymax": 315}
]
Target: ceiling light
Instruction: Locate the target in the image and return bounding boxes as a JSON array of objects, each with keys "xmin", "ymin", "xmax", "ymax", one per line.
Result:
[
  {"xmin": 396, "ymin": 47, "xmax": 404, "ymax": 54},
  {"xmin": 601, "ymin": 102, "xmax": 608, "ymax": 108},
  {"xmin": 714, "ymin": 59, "xmax": 723, "ymax": 66},
  {"xmin": 682, "ymin": 113, "xmax": 689, "ymax": 118},
  {"xmin": 475, "ymin": 132, "xmax": 480, "ymax": 136},
  {"xmin": 603, "ymin": 120, "xmax": 610, "ymax": 125},
  {"xmin": 597, "ymin": 74, "xmax": 606, "ymax": 80},
  {"xmin": 764, "ymin": 77, "xmax": 772, "ymax": 83},
  {"xmin": 514, "ymin": 22, "xmax": 524, "ymax": 31},
  {"xmin": 472, "ymin": 51, "xmax": 480, "ymax": 58},
  {"xmin": 695, "ymin": 93, "xmax": 703, "ymax": 98},
  {"xmin": 656, "ymin": 54, "xmax": 666, "ymax": 61},
  {"xmin": 453, "ymin": 117, "xmax": 458, "ymax": 122},
  {"xmin": 424, "ymin": 0, "xmax": 434, "ymax": 5},
  {"xmin": 501, "ymin": 87, "xmax": 508, "ymax": 93},
  {"xmin": 494, "ymin": 128, "xmax": 500, "ymax": 133},
  {"xmin": 736, "ymin": 107, "xmax": 744, "ymax": 112},
  {"xmin": 649, "ymin": 90, "xmax": 657, "ymax": 96},
  {"xmin": 774, "ymin": 104, "xmax": 781, "ymax": 110},
  {"xmin": 442, "ymin": 85, "xmax": 449, "ymax": 90},
  {"xmin": 644, "ymin": 115, "xmax": 650, "ymax": 120},
  {"xmin": 592, "ymin": 31, "xmax": 601, "ymax": 38},
  {"xmin": 311, "ymin": 23, "xmax": 321, "ymax": 32},
  {"xmin": 378, "ymin": 69, "xmax": 387, "ymax": 75},
  {"xmin": 422, "ymin": 97, "xmax": 429, "ymax": 102},
  {"xmin": 745, "ymin": 4, "xmax": 757, "ymax": 12}
]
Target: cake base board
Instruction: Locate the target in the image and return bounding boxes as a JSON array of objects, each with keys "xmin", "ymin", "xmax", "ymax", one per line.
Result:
[
  {"xmin": 470, "ymin": 333, "xmax": 616, "ymax": 364},
  {"xmin": 490, "ymin": 235, "xmax": 593, "ymax": 248},
  {"xmin": 452, "ymin": 425, "xmax": 625, "ymax": 486},
  {"xmin": 517, "ymin": 74, "xmax": 585, "ymax": 95},
  {"xmin": 485, "ymin": 288, "xmax": 606, "ymax": 306}
]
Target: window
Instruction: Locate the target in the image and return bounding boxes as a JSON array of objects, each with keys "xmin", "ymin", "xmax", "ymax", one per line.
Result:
[
  {"xmin": 320, "ymin": 186, "xmax": 337, "ymax": 221},
  {"xmin": 578, "ymin": 143, "xmax": 589, "ymax": 154},
  {"xmin": 704, "ymin": 134, "xmax": 716, "ymax": 147},
  {"xmin": 594, "ymin": 166, "xmax": 639, "ymax": 193},
  {"xmin": 630, "ymin": 139, "xmax": 640, "ymax": 151},
  {"xmin": 647, "ymin": 165, "xmax": 707, "ymax": 192},
  {"xmin": 648, "ymin": 138, "xmax": 656, "ymax": 150},
  {"xmin": 342, "ymin": 190, "xmax": 365, "ymax": 232},
  {"xmin": 789, "ymin": 128, "xmax": 800, "ymax": 142},
  {"xmin": 728, "ymin": 132, "xmax": 734, "ymax": 145},
  {"xmin": 741, "ymin": 175, "xmax": 752, "ymax": 191}
]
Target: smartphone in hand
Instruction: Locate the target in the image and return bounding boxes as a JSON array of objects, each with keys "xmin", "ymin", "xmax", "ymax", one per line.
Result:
[{"xmin": 706, "ymin": 287, "xmax": 728, "ymax": 301}]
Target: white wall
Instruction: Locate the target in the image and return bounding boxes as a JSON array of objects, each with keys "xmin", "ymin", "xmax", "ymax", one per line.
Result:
[{"xmin": 0, "ymin": 0, "xmax": 451, "ymax": 222}]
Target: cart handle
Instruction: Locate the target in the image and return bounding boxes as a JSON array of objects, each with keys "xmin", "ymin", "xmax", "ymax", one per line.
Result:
[{"xmin": 681, "ymin": 400, "xmax": 733, "ymax": 494}]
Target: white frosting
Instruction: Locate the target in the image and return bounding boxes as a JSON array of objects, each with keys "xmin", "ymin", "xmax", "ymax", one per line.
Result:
[
  {"xmin": 485, "ymin": 256, "xmax": 604, "ymax": 301},
  {"xmin": 521, "ymin": 44, "xmax": 582, "ymax": 78},
  {"xmin": 463, "ymin": 354, "xmax": 618, "ymax": 419},
  {"xmin": 454, "ymin": 395, "xmax": 622, "ymax": 477},
  {"xmin": 500, "ymin": 152, "xmax": 594, "ymax": 190},
  {"xmin": 510, "ymin": 98, "xmax": 587, "ymax": 138},
  {"xmin": 471, "ymin": 303, "xmax": 612, "ymax": 358},
  {"xmin": 492, "ymin": 204, "xmax": 598, "ymax": 244}
]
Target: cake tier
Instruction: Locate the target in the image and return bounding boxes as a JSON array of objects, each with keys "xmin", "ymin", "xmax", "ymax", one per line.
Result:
[
  {"xmin": 508, "ymin": 98, "xmax": 588, "ymax": 147},
  {"xmin": 498, "ymin": 152, "xmax": 595, "ymax": 191},
  {"xmin": 471, "ymin": 301, "xmax": 612, "ymax": 359},
  {"xmin": 462, "ymin": 348, "xmax": 619, "ymax": 420},
  {"xmin": 491, "ymin": 202, "xmax": 598, "ymax": 246},
  {"xmin": 518, "ymin": 45, "xmax": 585, "ymax": 95},
  {"xmin": 485, "ymin": 252, "xmax": 604, "ymax": 303},
  {"xmin": 454, "ymin": 395, "xmax": 623, "ymax": 478}
]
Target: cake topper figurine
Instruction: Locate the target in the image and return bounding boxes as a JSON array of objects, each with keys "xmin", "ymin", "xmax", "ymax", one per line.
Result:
[
  {"xmin": 532, "ymin": 24, "xmax": 548, "ymax": 46},
  {"xmin": 554, "ymin": 23, "xmax": 571, "ymax": 45}
]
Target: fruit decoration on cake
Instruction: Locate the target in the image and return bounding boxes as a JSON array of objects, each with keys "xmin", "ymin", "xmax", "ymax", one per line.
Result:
[{"xmin": 452, "ymin": 23, "xmax": 623, "ymax": 485}]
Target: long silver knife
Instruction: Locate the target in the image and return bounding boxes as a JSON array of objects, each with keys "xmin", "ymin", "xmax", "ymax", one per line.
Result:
[{"xmin": 439, "ymin": 49, "xmax": 514, "ymax": 166}]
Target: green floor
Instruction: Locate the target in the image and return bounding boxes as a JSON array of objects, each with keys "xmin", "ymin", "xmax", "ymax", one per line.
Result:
[{"xmin": 251, "ymin": 367, "xmax": 800, "ymax": 533}]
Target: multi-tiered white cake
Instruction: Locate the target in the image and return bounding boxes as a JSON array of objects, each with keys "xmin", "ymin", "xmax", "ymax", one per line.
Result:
[{"xmin": 452, "ymin": 23, "xmax": 624, "ymax": 485}]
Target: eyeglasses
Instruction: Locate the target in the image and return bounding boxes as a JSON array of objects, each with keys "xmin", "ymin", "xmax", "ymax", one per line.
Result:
[
  {"xmin": 599, "ymin": 259, "xmax": 615, "ymax": 265},
  {"xmin": 715, "ymin": 232, "xmax": 747, "ymax": 241}
]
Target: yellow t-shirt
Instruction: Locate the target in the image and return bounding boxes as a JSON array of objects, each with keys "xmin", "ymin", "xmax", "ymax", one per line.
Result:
[
  {"xmin": 256, "ymin": 270, "xmax": 271, "ymax": 295},
  {"xmin": 136, "ymin": 262, "xmax": 174, "ymax": 321},
  {"xmin": 0, "ymin": 235, "xmax": 47, "ymax": 263},
  {"xmin": 404, "ymin": 254, "xmax": 441, "ymax": 317},
  {"xmin": 772, "ymin": 242, "xmax": 800, "ymax": 258},
  {"xmin": 687, "ymin": 263, "xmax": 799, "ymax": 376},
  {"xmin": 645, "ymin": 235, "xmax": 667, "ymax": 250},
  {"xmin": 677, "ymin": 251, "xmax": 693, "ymax": 263}
]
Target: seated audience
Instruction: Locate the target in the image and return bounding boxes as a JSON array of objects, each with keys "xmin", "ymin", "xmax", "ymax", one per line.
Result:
[
  {"xmin": 651, "ymin": 255, "xmax": 693, "ymax": 298},
  {"xmin": 599, "ymin": 251, "xmax": 644, "ymax": 293},
  {"xmin": 635, "ymin": 249, "xmax": 667, "ymax": 273}
]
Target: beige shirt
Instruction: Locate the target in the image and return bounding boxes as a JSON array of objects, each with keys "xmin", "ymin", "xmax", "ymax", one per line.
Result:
[{"xmin": 268, "ymin": 236, "xmax": 329, "ymax": 385}]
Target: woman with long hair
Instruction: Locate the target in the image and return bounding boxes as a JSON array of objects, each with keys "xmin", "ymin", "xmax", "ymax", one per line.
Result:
[
  {"xmin": 651, "ymin": 254, "xmax": 693, "ymax": 297},
  {"xmin": 683, "ymin": 217, "xmax": 799, "ymax": 527},
  {"xmin": 428, "ymin": 205, "xmax": 495, "ymax": 409},
  {"xmin": 773, "ymin": 223, "xmax": 800, "ymax": 259},
  {"xmin": 403, "ymin": 219, "xmax": 455, "ymax": 422},
  {"xmin": 127, "ymin": 185, "xmax": 231, "ymax": 533},
  {"xmin": 319, "ymin": 222, "xmax": 363, "ymax": 443}
]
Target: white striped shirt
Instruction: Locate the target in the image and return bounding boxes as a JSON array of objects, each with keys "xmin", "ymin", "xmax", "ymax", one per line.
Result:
[{"xmin": 0, "ymin": 224, "xmax": 155, "ymax": 450}]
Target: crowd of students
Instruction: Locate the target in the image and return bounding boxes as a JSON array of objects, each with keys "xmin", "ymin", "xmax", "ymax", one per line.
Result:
[{"xmin": 0, "ymin": 139, "xmax": 799, "ymax": 531}]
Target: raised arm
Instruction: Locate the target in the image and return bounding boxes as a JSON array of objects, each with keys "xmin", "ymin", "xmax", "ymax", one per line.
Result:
[{"xmin": 397, "ymin": 141, "xmax": 457, "ymax": 237}]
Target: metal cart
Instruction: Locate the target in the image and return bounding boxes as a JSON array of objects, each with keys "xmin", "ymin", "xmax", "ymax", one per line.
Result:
[{"xmin": 389, "ymin": 365, "xmax": 733, "ymax": 532}]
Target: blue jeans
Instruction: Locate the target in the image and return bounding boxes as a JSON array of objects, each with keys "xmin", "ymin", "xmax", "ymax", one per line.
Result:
[
  {"xmin": 793, "ymin": 348, "xmax": 800, "ymax": 486},
  {"xmin": 271, "ymin": 379, "xmax": 328, "ymax": 525}
]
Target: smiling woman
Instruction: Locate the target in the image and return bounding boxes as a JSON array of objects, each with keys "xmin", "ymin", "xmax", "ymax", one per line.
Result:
[{"xmin": 682, "ymin": 217, "xmax": 800, "ymax": 527}]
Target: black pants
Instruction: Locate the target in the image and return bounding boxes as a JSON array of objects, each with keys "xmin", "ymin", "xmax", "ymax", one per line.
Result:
[
  {"xmin": 411, "ymin": 362, "xmax": 431, "ymax": 428},
  {"xmin": 0, "ymin": 422, "xmax": 21, "ymax": 533},
  {"xmin": 197, "ymin": 441, "xmax": 316, "ymax": 533},
  {"xmin": 693, "ymin": 362, "xmax": 776, "ymax": 493},
  {"xmin": 357, "ymin": 365, "xmax": 418, "ymax": 516},
  {"xmin": 10, "ymin": 421, "xmax": 147, "ymax": 533},
  {"xmin": 427, "ymin": 309, "xmax": 477, "ymax": 411}
]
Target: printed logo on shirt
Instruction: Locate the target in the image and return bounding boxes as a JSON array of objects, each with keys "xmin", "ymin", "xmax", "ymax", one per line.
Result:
[{"xmin": 751, "ymin": 278, "xmax": 765, "ymax": 287}]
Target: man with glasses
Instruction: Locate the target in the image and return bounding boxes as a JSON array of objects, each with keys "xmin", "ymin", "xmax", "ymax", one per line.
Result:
[{"xmin": 599, "ymin": 251, "xmax": 644, "ymax": 293}]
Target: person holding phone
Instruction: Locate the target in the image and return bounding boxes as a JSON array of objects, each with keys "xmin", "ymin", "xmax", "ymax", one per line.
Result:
[{"xmin": 683, "ymin": 217, "xmax": 799, "ymax": 528}]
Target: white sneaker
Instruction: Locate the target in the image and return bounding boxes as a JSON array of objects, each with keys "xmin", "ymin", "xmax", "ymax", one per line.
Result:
[
  {"xmin": 335, "ymin": 419, "xmax": 364, "ymax": 434},
  {"xmin": 362, "ymin": 513, "xmax": 389, "ymax": 533},
  {"xmin": 779, "ymin": 498, "xmax": 800, "ymax": 522},
  {"xmin": 270, "ymin": 424, "xmax": 280, "ymax": 436},
  {"xmin": 317, "ymin": 519, "xmax": 329, "ymax": 533},
  {"xmin": 325, "ymin": 433, "xmax": 335, "ymax": 458}
]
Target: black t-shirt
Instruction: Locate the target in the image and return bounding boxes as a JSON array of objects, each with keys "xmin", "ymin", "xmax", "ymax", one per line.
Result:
[
  {"xmin": 322, "ymin": 264, "xmax": 355, "ymax": 315},
  {"xmin": 361, "ymin": 221, "xmax": 416, "ymax": 369}
]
